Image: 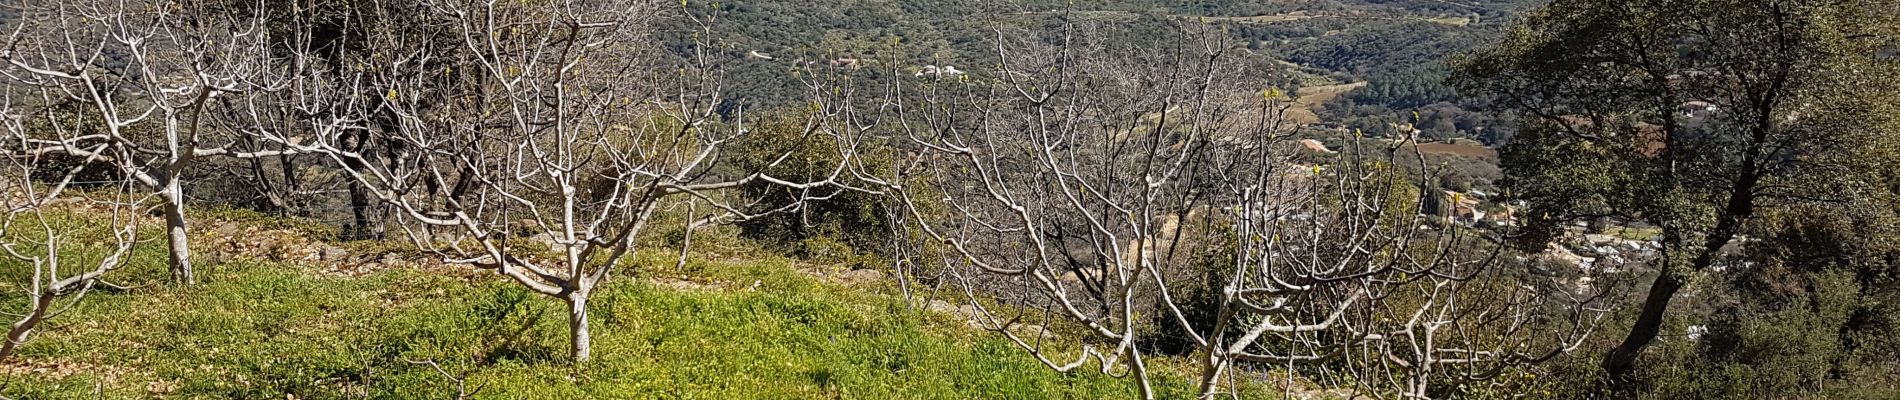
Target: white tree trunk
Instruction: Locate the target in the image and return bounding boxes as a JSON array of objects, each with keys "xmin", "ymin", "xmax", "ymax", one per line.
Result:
[
  {"xmin": 568, "ymin": 293, "xmax": 591, "ymax": 363},
  {"xmin": 1195, "ymin": 351, "xmax": 1229, "ymax": 399},
  {"xmin": 0, "ymin": 294, "xmax": 53, "ymax": 360},
  {"xmin": 163, "ymin": 178, "xmax": 194, "ymax": 284}
]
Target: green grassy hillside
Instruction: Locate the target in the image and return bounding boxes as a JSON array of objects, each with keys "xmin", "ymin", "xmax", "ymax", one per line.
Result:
[{"xmin": 0, "ymin": 209, "xmax": 1210, "ymax": 399}]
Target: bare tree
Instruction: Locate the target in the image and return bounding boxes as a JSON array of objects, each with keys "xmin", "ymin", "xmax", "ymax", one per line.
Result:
[
  {"xmin": 842, "ymin": 24, "xmax": 1607, "ymax": 399},
  {"xmin": 263, "ymin": 0, "xmax": 857, "ymax": 362},
  {"xmin": 0, "ymin": 95, "xmax": 146, "ymax": 360},
  {"xmin": 0, "ymin": 0, "xmax": 296, "ymax": 284}
]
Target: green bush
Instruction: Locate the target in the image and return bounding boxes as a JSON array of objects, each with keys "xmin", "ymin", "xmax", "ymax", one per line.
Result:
[{"xmin": 726, "ymin": 110, "xmax": 899, "ymax": 271}]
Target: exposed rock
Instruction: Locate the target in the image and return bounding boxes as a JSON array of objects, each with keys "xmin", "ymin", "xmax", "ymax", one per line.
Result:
[
  {"xmin": 527, "ymin": 232, "xmax": 562, "ymax": 250},
  {"xmin": 832, "ymin": 268, "xmax": 887, "ymax": 286},
  {"xmin": 1540, "ymin": 241, "xmax": 1587, "ymax": 268},
  {"xmin": 923, "ymin": 299, "xmax": 1057, "ymax": 341},
  {"xmin": 316, "ymin": 245, "xmax": 350, "ymax": 262}
]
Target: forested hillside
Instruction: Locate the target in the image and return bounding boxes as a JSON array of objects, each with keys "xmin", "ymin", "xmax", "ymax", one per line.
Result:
[
  {"xmin": 670, "ymin": 0, "xmax": 1534, "ymax": 144},
  {"xmin": 2, "ymin": 0, "xmax": 1897, "ymax": 399}
]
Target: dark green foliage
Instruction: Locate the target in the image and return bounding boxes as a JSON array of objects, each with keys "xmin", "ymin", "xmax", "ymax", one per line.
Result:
[
  {"xmin": 1458, "ymin": 0, "xmax": 1900, "ymax": 390},
  {"xmin": 665, "ymin": 0, "xmax": 1201, "ymax": 109},
  {"xmin": 726, "ymin": 111, "xmax": 895, "ymax": 269},
  {"xmin": 1351, "ymin": 68, "xmax": 1459, "ymax": 110},
  {"xmin": 1220, "ymin": 2, "xmax": 1532, "ymax": 145},
  {"xmin": 1568, "ymin": 204, "xmax": 1900, "ymax": 399},
  {"xmin": 1142, "ymin": 225, "xmax": 1238, "ymax": 357}
]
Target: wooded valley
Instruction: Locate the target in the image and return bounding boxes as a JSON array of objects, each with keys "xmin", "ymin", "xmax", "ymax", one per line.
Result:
[{"xmin": 1, "ymin": 0, "xmax": 1897, "ymax": 398}]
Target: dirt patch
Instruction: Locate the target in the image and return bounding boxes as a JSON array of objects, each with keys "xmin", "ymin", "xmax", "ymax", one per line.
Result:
[
  {"xmin": 0, "ymin": 358, "xmax": 142, "ymax": 385},
  {"xmin": 924, "ymin": 299, "xmax": 1058, "ymax": 341},
  {"xmin": 1282, "ymin": 82, "xmax": 1367, "ymax": 125},
  {"xmin": 1200, "ymin": 12, "xmax": 1469, "ymax": 28},
  {"xmin": 197, "ymin": 219, "xmax": 487, "ymax": 279},
  {"xmin": 1201, "ymin": 13, "xmax": 1317, "ymax": 24},
  {"xmin": 1297, "ymin": 82, "xmax": 1366, "ymax": 105},
  {"xmin": 1416, "ymin": 142, "xmax": 1497, "ymax": 159},
  {"xmin": 1300, "ymin": 139, "xmax": 1336, "ymax": 154},
  {"xmin": 1425, "ymin": 16, "xmax": 1472, "ymax": 26},
  {"xmin": 201, "ymin": 221, "xmax": 334, "ymax": 264},
  {"xmin": 827, "ymin": 268, "xmax": 888, "ymax": 287}
]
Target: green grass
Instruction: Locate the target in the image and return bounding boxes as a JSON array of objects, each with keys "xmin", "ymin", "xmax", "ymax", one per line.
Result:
[{"xmin": 1, "ymin": 214, "xmax": 1194, "ymax": 399}]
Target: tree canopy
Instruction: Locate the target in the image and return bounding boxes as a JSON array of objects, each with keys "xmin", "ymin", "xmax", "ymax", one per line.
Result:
[{"xmin": 1455, "ymin": 0, "xmax": 1900, "ymax": 385}]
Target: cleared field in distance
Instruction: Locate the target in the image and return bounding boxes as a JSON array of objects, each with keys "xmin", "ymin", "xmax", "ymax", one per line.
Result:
[
  {"xmin": 1201, "ymin": 13, "xmax": 1317, "ymax": 23},
  {"xmin": 1202, "ymin": 13, "xmax": 1471, "ymax": 26},
  {"xmin": 1416, "ymin": 142, "xmax": 1498, "ymax": 159},
  {"xmin": 1283, "ymin": 81, "xmax": 1367, "ymax": 125}
]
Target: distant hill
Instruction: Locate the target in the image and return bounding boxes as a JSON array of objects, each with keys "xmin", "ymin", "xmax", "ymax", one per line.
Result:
[{"xmin": 661, "ymin": 0, "xmax": 1541, "ymax": 112}]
